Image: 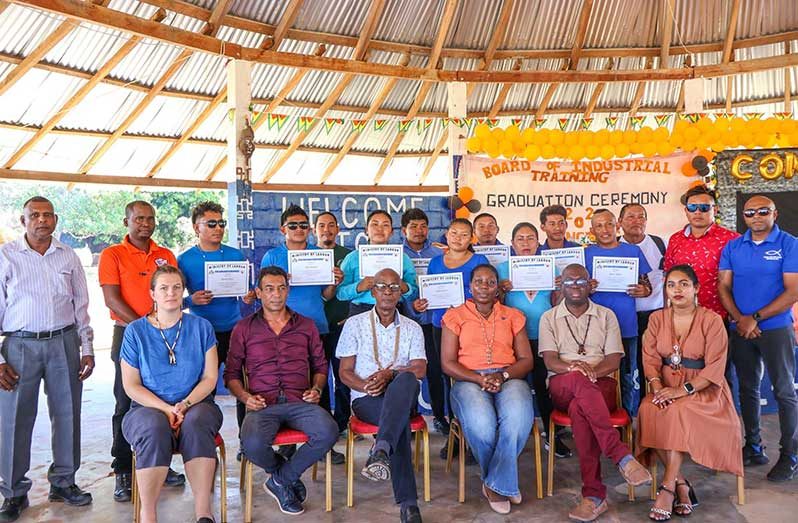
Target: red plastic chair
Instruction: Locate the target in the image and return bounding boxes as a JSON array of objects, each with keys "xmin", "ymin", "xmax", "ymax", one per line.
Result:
[
  {"xmin": 132, "ymin": 433, "xmax": 227, "ymax": 523},
  {"xmin": 239, "ymin": 428, "xmax": 332, "ymax": 521},
  {"xmin": 546, "ymin": 371, "xmax": 635, "ymax": 500},
  {"xmin": 345, "ymin": 414, "xmax": 430, "ymax": 507}
]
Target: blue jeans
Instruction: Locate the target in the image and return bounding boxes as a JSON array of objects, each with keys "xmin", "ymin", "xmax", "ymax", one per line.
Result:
[
  {"xmin": 450, "ymin": 378, "xmax": 534, "ymax": 497},
  {"xmin": 620, "ymin": 337, "xmax": 639, "ymax": 417}
]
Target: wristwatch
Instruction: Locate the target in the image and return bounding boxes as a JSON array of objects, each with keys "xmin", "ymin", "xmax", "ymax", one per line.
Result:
[
  {"xmin": 501, "ymin": 371, "xmax": 510, "ymax": 382},
  {"xmin": 683, "ymin": 382, "xmax": 696, "ymax": 395},
  {"xmin": 752, "ymin": 311, "xmax": 762, "ymax": 321},
  {"xmin": 312, "ymin": 386, "xmax": 323, "ymax": 396}
]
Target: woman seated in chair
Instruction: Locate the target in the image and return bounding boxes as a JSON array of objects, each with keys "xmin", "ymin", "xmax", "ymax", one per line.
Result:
[
  {"xmin": 636, "ymin": 264, "xmax": 743, "ymax": 521},
  {"xmin": 120, "ymin": 265, "xmax": 222, "ymax": 523},
  {"xmin": 440, "ymin": 264, "xmax": 535, "ymax": 514}
]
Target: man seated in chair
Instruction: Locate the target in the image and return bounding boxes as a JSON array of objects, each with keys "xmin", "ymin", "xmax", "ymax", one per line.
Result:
[
  {"xmin": 224, "ymin": 266, "xmax": 338, "ymax": 516},
  {"xmin": 336, "ymin": 268, "xmax": 427, "ymax": 523},
  {"xmin": 538, "ymin": 264, "xmax": 652, "ymax": 522}
]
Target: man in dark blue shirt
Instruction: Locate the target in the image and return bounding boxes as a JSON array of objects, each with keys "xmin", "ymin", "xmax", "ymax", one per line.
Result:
[
  {"xmin": 537, "ymin": 205, "xmax": 580, "ymax": 253},
  {"xmin": 719, "ymin": 195, "xmax": 798, "ymax": 482}
]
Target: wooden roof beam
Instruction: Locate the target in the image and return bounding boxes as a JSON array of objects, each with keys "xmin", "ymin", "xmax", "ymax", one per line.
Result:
[
  {"xmin": 721, "ymin": 0, "xmax": 741, "ymax": 64},
  {"xmin": 262, "ymin": 0, "xmax": 304, "ymax": 50},
  {"xmin": 785, "ymin": 42, "xmax": 792, "ymax": 111},
  {"xmin": 3, "ymin": 6, "xmax": 163, "ymax": 169},
  {"xmin": 659, "ymin": 0, "xmax": 675, "ymax": 68},
  {"xmin": 569, "ymin": 0, "xmax": 594, "ymax": 69},
  {"xmin": 584, "ymin": 59, "xmax": 614, "ymax": 118},
  {"xmin": 628, "ymin": 57, "xmax": 654, "ymax": 119},
  {"xmin": 205, "ymin": 0, "xmax": 234, "ymax": 35},
  {"xmin": 353, "ymin": 0, "xmax": 385, "ymax": 61}
]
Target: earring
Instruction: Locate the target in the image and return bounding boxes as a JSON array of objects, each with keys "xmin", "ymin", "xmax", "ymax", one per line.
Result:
[
  {"xmin": 694, "ymin": 295, "xmax": 698, "ymax": 306},
  {"xmin": 667, "ymin": 298, "xmax": 671, "ymax": 308}
]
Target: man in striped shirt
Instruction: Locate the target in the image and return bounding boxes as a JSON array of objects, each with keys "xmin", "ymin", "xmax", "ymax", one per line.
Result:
[{"xmin": 0, "ymin": 196, "xmax": 95, "ymax": 521}]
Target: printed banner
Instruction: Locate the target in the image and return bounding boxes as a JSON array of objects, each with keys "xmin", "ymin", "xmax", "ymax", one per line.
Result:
[{"xmin": 461, "ymin": 154, "xmax": 698, "ymax": 244}]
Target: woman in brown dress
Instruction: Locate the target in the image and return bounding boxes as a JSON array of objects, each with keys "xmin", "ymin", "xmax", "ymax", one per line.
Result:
[{"xmin": 637, "ymin": 264, "xmax": 743, "ymax": 521}]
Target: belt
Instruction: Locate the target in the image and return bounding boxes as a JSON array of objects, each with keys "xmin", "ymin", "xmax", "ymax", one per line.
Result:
[
  {"xmin": 662, "ymin": 356, "xmax": 705, "ymax": 370},
  {"xmin": 2, "ymin": 324, "xmax": 76, "ymax": 340}
]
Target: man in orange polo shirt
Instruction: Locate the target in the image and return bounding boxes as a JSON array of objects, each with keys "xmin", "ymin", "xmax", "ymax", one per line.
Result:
[{"xmin": 97, "ymin": 201, "xmax": 182, "ymax": 503}]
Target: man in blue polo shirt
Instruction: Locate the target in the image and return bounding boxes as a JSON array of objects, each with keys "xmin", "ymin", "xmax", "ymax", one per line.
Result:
[
  {"xmin": 719, "ymin": 195, "xmax": 798, "ymax": 482},
  {"xmin": 400, "ymin": 208, "xmax": 447, "ymax": 435},
  {"xmin": 584, "ymin": 209, "xmax": 652, "ymax": 417},
  {"xmin": 537, "ymin": 205, "xmax": 580, "ymax": 253},
  {"xmin": 261, "ymin": 204, "xmax": 345, "ymax": 464}
]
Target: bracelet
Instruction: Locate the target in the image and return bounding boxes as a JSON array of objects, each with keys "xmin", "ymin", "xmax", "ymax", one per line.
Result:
[
  {"xmin": 312, "ymin": 386, "xmax": 323, "ymax": 396},
  {"xmin": 647, "ymin": 377, "xmax": 661, "ymax": 384},
  {"xmin": 183, "ymin": 398, "xmax": 193, "ymax": 408}
]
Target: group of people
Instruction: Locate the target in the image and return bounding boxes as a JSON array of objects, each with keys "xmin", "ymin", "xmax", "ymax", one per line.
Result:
[{"xmin": 0, "ymin": 187, "xmax": 795, "ymax": 523}]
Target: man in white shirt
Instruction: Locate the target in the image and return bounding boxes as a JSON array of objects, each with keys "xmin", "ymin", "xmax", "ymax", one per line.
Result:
[
  {"xmin": 0, "ymin": 197, "xmax": 95, "ymax": 521},
  {"xmin": 337, "ymin": 268, "xmax": 427, "ymax": 523},
  {"xmin": 619, "ymin": 203, "xmax": 667, "ymax": 393}
]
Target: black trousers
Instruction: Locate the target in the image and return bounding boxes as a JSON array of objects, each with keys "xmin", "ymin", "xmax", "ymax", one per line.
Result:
[
  {"xmin": 319, "ymin": 322, "xmax": 351, "ymax": 433},
  {"xmin": 432, "ymin": 326, "xmax": 452, "ymax": 419},
  {"xmin": 421, "ymin": 323, "xmax": 447, "ymax": 420},
  {"xmin": 111, "ymin": 325, "xmax": 132, "ymax": 474},
  {"xmin": 527, "ymin": 339, "xmax": 554, "ymax": 430},
  {"xmin": 215, "ymin": 329, "xmax": 246, "ymax": 432}
]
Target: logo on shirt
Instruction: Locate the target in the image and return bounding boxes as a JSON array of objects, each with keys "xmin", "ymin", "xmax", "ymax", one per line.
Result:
[
  {"xmin": 763, "ymin": 249, "xmax": 782, "ymax": 261},
  {"xmin": 155, "ymin": 258, "xmax": 169, "ymax": 266}
]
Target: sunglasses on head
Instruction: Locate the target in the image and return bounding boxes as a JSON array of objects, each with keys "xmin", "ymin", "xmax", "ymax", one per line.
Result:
[
  {"xmin": 743, "ymin": 207, "xmax": 774, "ymax": 218},
  {"xmin": 285, "ymin": 221, "xmax": 310, "ymax": 230},
  {"xmin": 685, "ymin": 203, "xmax": 714, "ymax": 213},
  {"xmin": 200, "ymin": 219, "xmax": 227, "ymax": 228}
]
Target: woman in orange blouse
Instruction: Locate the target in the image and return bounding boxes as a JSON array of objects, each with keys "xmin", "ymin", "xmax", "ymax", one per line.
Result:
[
  {"xmin": 441, "ymin": 264, "xmax": 534, "ymax": 514},
  {"xmin": 636, "ymin": 264, "xmax": 742, "ymax": 521}
]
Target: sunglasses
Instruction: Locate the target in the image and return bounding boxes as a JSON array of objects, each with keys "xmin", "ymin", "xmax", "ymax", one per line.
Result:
[
  {"xmin": 200, "ymin": 219, "xmax": 227, "ymax": 228},
  {"xmin": 285, "ymin": 221, "xmax": 310, "ymax": 230},
  {"xmin": 562, "ymin": 278, "xmax": 589, "ymax": 288},
  {"xmin": 374, "ymin": 282, "xmax": 402, "ymax": 293},
  {"xmin": 743, "ymin": 207, "xmax": 774, "ymax": 218},
  {"xmin": 685, "ymin": 203, "xmax": 714, "ymax": 213}
]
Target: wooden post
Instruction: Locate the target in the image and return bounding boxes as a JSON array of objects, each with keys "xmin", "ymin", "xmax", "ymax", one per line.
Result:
[{"xmin": 446, "ymin": 82, "xmax": 466, "ymax": 195}]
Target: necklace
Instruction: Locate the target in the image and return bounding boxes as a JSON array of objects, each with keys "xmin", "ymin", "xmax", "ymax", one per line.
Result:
[
  {"xmin": 154, "ymin": 314, "xmax": 183, "ymax": 365},
  {"xmin": 564, "ymin": 315, "xmax": 591, "ymax": 356},
  {"xmin": 669, "ymin": 307, "xmax": 698, "ymax": 370},
  {"xmin": 369, "ymin": 311, "xmax": 401, "ymax": 370},
  {"xmin": 471, "ymin": 303, "xmax": 497, "ymax": 365},
  {"xmin": 197, "ymin": 244, "xmax": 223, "ymax": 261}
]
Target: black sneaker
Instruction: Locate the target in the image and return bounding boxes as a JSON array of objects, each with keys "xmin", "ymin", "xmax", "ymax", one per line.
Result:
[
  {"xmin": 767, "ymin": 453, "xmax": 798, "ymax": 482},
  {"xmin": 320, "ymin": 448, "xmax": 345, "ymax": 465},
  {"xmin": 439, "ymin": 442, "xmax": 453, "ymax": 460},
  {"xmin": 743, "ymin": 443, "xmax": 769, "ymax": 466},
  {"xmin": 544, "ymin": 436, "xmax": 573, "ymax": 458},
  {"xmin": 48, "ymin": 484, "xmax": 92, "ymax": 506},
  {"xmin": 236, "ymin": 447, "xmax": 244, "ymax": 462},
  {"xmin": 433, "ymin": 417, "xmax": 450, "ymax": 436},
  {"xmin": 196, "ymin": 518, "xmax": 215, "ymax": 523},
  {"xmin": 362, "ymin": 449, "xmax": 391, "ymax": 481},
  {"xmin": 113, "ymin": 472, "xmax": 132, "ymax": 502},
  {"xmin": 400, "ymin": 504, "xmax": 423, "ymax": 523},
  {"xmin": 277, "ymin": 444, "xmax": 297, "ymax": 461},
  {"xmin": 0, "ymin": 496, "xmax": 28, "ymax": 522},
  {"xmin": 164, "ymin": 467, "xmax": 186, "ymax": 487},
  {"xmin": 291, "ymin": 479, "xmax": 307, "ymax": 503},
  {"xmin": 264, "ymin": 476, "xmax": 304, "ymax": 515}
]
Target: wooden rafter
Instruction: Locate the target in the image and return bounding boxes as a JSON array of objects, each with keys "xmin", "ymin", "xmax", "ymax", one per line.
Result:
[
  {"xmin": 260, "ymin": 0, "xmax": 385, "ymax": 183},
  {"xmin": 785, "ymin": 42, "xmax": 792, "ymax": 111},
  {"xmin": 3, "ymin": 8, "xmax": 164, "ymax": 169},
  {"xmin": 263, "ymin": 0, "xmax": 304, "ymax": 50},
  {"xmin": 722, "ymin": 0, "xmax": 741, "ymax": 64},
  {"xmin": 628, "ymin": 57, "xmax": 654, "ymax": 118},
  {"xmin": 0, "ymin": 1, "xmax": 11, "ymax": 16},
  {"xmin": 584, "ymin": 59, "xmax": 614, "ymax": 118},
  {"xmin": 659, "ymin": 0, "xmax": 675, "ymax": 68},
  {"xmin": 569, "ymin": 0, "xmax": 594, "ymax": 69},
  {"xmin": 205, "ymin": 0, "xmax": 234, "ymax": 35},
  {"xmin": 146, "ymin": 87, "xmax": 227, "ymax": 177},
  {"xmin": 372, "ymin": 0, "xmax": 457, "ymax": 185}
]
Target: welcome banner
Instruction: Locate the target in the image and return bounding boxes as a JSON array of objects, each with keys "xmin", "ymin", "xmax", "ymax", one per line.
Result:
[{"xmin": 461, "ymin": 154, "xmax": 698, "ymax": 244}]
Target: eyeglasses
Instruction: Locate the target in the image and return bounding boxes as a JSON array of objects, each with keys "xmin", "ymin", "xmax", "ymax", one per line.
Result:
[
  {"xmin": 685, "ymin": 203, "xmax": 714, "ymax": 213},
  {"xmin": 374, "ymin": 282, "xmax": 401, "ymax": 293},
  {"xmin": 562, "ymin": 278, "xmax": 589, "ymax": 288},
  {"xmin": 285, "ymin": 221, "xmax": 310, "ymax": 230},
  {"xmin": 743, "ymin": 207, "xmax": 774, "ymax": 218},
  {"xmin": 200, "ymin": 219, "xmax": 227, "ymax": 229}
]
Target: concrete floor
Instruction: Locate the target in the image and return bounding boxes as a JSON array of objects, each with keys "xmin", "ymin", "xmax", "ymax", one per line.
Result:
[{"xmin": 15, "ymin": 348, "xmax": 798, "ymax": 523}]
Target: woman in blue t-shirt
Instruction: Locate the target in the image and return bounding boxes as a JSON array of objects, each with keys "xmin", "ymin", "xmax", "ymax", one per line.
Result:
[{"xmin": 120, "ymin": 265, "xmax": 222, "ymax": 523}]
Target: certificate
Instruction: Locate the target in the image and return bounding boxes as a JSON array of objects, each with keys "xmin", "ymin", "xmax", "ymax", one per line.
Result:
[
  {"xmin": 358, "ymin": 245, "xmax": 403, "ymax": 278},
  {"xmin": 508, "ymin": 256, "xmax": 556, "ymax": 291},
  {"xmin": 411, "ymin": 258, "xmax": 431, "ymax": 276},
  {"xmin": 287, "ymin": 249, "xmax": 334, "ymax": 286},
  {"xmin": 204, "ymin": 261, "xmax": 250, "ymax": 297},
  {"xmin": 418, "ymin": 273, "xmax": 464, "ymax": 310},
  {"xmin": 592, "ymin": 256, "xmax": 639, "ymax": 292},
  {"xmin": 543, "ymin": 247, "xmax": 585, "ymax": 274},
  {"xmin": 473, "ymin": 245, "xmax": 511, "ymax": 267}
]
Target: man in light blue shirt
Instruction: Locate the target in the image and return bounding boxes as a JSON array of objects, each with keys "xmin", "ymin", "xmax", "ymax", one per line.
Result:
[{"xmin": 400, "ymin": 208, "xmax": 447, "ymax": 435}]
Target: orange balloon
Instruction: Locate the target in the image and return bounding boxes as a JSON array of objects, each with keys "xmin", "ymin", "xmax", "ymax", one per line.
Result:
[
  {"xmin": 455, "ymin": 207, "xmax": 470, "ymax": 219},
  {"xmin": 681, "ymin": 162, "xmax": 696, "ymax": 177},
  {"xmin": 457, "ymin": 186, "xmax": 474, "ymax": 202}
]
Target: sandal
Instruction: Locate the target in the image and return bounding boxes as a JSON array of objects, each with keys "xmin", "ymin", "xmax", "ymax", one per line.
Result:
[
  {"xmin": 649, "ymin": 484, "xmax": 676, "ymax": 521},
  {"xmin": 674, "ymin": 479, "xmax": 699, "ymax": 517}
]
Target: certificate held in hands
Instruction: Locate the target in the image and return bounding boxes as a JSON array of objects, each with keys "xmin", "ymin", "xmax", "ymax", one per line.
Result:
[
  {"xmin": 358, "ymin": 245, "xmax": 403, "ymax": 278},
  {"xmin": 205, "ymin": 261, "xmax": 250, "ymax": 297},
  {"xmin": 543, "ymin": 247, "xmax": 585, "ymax": 274},
  {"xmin": 592, "ymin": 256, "xmax": 639, "ymax": 292},
  {"xmin": 509, "ymin": 256, "xmax": 555, "ymax": 291},
  {"xmin": 473, "ymin": 245, "xmax": 511, "ymax": 267},
  {"xmin": 287, "ymin": 249, "xmax": 335, "ymax": 286},
  {"xmin": 418, "ymin": 273, "xmax": 464, "ymax": 310}
]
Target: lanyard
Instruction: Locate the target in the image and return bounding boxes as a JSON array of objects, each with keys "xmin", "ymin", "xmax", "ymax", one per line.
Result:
[
  {"xmin": 369, "ymin": 311, "xmax": 400, "ymax": 370},
  {"xmin": 155, "ymin": 315, "xmax": 182, "ymax": 365}
]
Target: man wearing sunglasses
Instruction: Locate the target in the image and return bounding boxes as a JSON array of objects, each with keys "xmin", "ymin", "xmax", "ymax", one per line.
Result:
[
  {"xmin": 719, "ymin": 195, "xmax": 798, "ymax": 482},
  {"xmin": 664, "ymin": 186, "xmax": 739, "ymax": 320},
  {"xmin": 539, "ymin": 264, "xmax": 651, "ymax": 522},
  {"xmin": 337, "ymin": 268, "xmax": 427, "ymax": 523},
  {"xmin": 177, "ymin": 201, "xmax": 253, "ymax": 451},
  {"xmin": 261, "ymin": 204, "xmax": 346, "ymax": 464}
]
